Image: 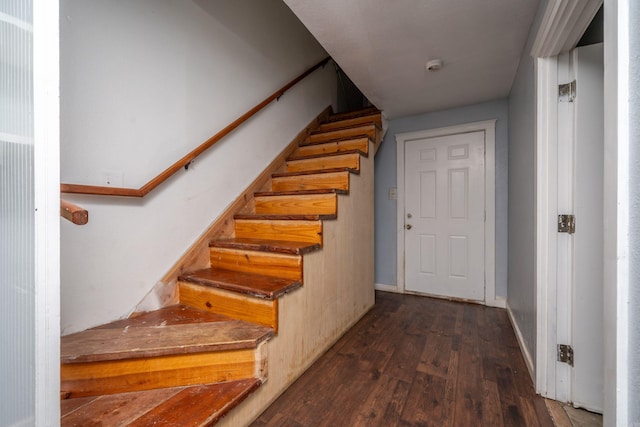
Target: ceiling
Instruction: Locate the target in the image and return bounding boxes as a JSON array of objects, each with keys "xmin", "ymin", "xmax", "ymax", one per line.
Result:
[{"xmin": 284, "ymin": 0, "xmax": 540, "ymax": 119}]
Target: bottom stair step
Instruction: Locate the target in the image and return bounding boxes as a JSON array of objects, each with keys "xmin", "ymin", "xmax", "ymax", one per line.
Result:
[
  {"xmin": 61, "ymin": 305, "xmax": 272, "ymax": 398},
  {"xmin": 61, "ymin": 378, "xmax": 261, "ymax": 426}
]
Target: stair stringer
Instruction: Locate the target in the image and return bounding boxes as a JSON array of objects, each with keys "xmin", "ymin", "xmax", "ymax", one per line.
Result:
[{"xmin": 216, "ymin": 140, "xmax": 375, "ymax": 427}]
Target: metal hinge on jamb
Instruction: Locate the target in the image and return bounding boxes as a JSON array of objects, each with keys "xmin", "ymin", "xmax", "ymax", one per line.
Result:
[
  {"xmin": 557, "ymin": 344, "xmax": 574, "ymax": 366},
  {"xmin": 558, "ymin": 214, "xmax": 576, "ymax": 234},
  {"xmin": 559, "ymin": 80, "xmax": 576, "ymax": 102}
]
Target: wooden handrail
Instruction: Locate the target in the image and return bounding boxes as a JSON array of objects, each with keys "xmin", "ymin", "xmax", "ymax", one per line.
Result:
[
  {"xmin": 61, "ymin": 199, "xmax": 89, "ymax": 225},
  {"xmin": 60, "ymin": 56, "xmax": 332, "ymax": 197}
]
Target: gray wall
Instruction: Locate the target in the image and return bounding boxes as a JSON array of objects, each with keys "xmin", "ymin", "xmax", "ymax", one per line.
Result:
[
  {"xmin": 506, "ymin": 0, "xmax": 547, "ymax": 368},
  {"xmin": 628, "ymin": 1, "xmax": 640, "ymax": 423},
  {"xmin": 374, "ymin": 99, "xmax": 509, "ymax": 298}
]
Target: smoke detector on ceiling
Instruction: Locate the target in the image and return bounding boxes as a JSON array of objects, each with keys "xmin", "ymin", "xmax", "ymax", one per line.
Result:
[{"xmin": 425, "ymin": 59, "xmax": 443, "ymax": 72}]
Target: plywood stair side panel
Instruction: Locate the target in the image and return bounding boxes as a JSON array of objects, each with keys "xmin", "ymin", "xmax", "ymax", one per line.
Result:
[{"xmin": 215, "ymin": 139, "xmax": 376, "ymax": 427}]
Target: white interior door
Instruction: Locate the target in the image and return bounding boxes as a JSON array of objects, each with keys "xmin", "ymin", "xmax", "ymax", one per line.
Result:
[
  {"xmin": 571, "ymin": 42, "xmax": 604, "ymax": 412},
  {"xmin": 556, "ymin": 43, "xmax": 604, "ymax": 412},
  {"xmin": 403, "ymin": 131, "xmax": 485, "ymax": 301}
]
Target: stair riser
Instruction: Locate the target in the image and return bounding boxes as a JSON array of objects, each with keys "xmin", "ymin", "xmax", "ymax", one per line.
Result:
[
  {"xmin": 235, "ymin": 219, "xmax": 322, "ymax": 245},
  {"xmin": 61, "ymin": 347, "xmax": 264, "ymax": 398},
  {"xmin": 294, "ymin": 138, "xmax": 369, "ymax": 157},
  {"xmin": 286, "ymin": 154, "xmax": 360, "ymax": 173},
  {"xmin": 308, "ymin": 125, "xmax": 376, "ymax": 144},
  {"xmin": 210, "ymin": 247, "xmax": 302, "ymax": 281},
  {"xmin": 254, "ymin": 193, "xmax": 337, "ymax": 216},
  {"xmin": 271, "ymin": 172, "xmax": 349, "ymax": 193},
  {"xmin": 179, "ymin": 282, "xmax": 279, "ymax": 331},
  {"xmin": 318, "ymin": 115, "xmax": 382, "ymax": 132}
]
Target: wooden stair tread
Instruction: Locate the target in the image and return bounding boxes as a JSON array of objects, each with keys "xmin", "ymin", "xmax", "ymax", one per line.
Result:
[
  {"xmin": 301, "ymin": 133, "xmax": 373, "ymax": 147},
  {"xmin": 326, "ymin": 107, "xmax": 380, "ymax": 122},
  {"xmin": 287, "ymin": 149, "xmax": 367, "ymax": 161},
  {"xmin": 298, "ymin": 135, "xmax": 372, "ymax": 148},
  {"xmin": 234, "ymin": 213, "xmax": 337, "ymax": 221},
  {"xmin": 61, "ymin": 378, "xmax": 261, "ymax": 426},
  {"xmin": 255, "ymin": 188, "xmax": 347, "ymax": 197},
  {"xmin": 93, "ymin": 305, "xmax": 231, "ymax": 330},
  {"xmin": 272, "ymin": 167, "xmax": 358, "ymax": 178},
  {"xmin": 62, "ymin": 312, "xmax": 273, "ymax": 364},
  {"xmin": 309, "ymin": 122, "xmax": 378, "ymax": 136},
  {"xmin": 318, "ymin": 115, "xmax": 381, "ymax": 132},
  {"xmin": 210, "ymin": 237, "xmax": 320, "ymax": 255},
  {"xmin": 293, "ymin": 136, "xmax": 371, "ymax": 157},
  {"xmin": 179, "ymin": 267, "xmax": 301, "ymax": 299}
]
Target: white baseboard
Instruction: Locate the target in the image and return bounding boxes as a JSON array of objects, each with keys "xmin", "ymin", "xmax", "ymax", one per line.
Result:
[
  {"xmin": 506, "ymin": 301, "xmax": 535, "ymax": 383},
  {"xmin": 486, "ymin": 296, "xmax": 507, "ymax": 309},
  {"xmin": 374, "ymin": 283, "xmax": 402, "ymax": 293}
]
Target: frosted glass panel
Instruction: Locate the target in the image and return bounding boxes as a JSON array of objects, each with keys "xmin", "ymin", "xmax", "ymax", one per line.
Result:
[{"xmin": 0, "ymin": 0, "xmax": 35, "ymax": 425}]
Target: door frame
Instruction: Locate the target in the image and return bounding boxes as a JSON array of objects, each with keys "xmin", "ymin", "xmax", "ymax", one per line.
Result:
[
  {"xmin": 532, "ymin": 1, "xmax": 630, "ymax": 424},
  {"xmin": 34, "ymin": 0, "xmax": 61, "ymax": 422},
  {"xmin": 395, "ymin": 120, "xmax": 500, "ymax": 307}
]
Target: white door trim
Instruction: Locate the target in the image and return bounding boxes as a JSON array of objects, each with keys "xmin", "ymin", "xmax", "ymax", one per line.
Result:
[
  {"xmin": 530, "ymin": 0, "xmax": 602, "ymax": 58},
  {"xmin": 535, "ymin": 54, "xmax": 560, "ymax": 400},
  {"xmin": 395, "ymin": 120, "xmax": 498, "ymax": 307},
  {"xmin": 34, "ymin": 0, "xmax": 61, "ymax": 422}
]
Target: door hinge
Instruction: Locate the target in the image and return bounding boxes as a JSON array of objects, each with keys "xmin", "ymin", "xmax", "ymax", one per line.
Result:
[
  {"xmin": 559, "ymin": 80, "xmax": 576, "ymax": 102},
  {"xmin": 558, "ymin": 214, "xmax": 576, "ymax": 234},
  {"xmin": 557, "ymin": 344, "xmax": 574, "ymax": 366}
]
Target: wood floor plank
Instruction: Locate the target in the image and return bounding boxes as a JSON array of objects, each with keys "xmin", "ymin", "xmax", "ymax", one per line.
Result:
[
  {"xmin": 482, "ymin": 379, "xmax": 506, "ymax": 427},
  {"xmin": 380, "ymin": 378, "xmax": 411, "ymax": 426},
  {"xmin": 251, "ymin": 292, "xmax": 554, "ymax": 427},
  {"xmin": 400, "ymin": 372, "xmax": 448, "ymax": 426},
  {"xmin": 61, "ymin": 388, "xmax": 182, "ymax": 426}
]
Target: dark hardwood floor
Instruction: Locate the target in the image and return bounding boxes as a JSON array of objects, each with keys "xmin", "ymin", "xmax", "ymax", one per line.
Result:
[{"xmin": 251, "ymin": 291, "xmax": 554, "ymax": 427}]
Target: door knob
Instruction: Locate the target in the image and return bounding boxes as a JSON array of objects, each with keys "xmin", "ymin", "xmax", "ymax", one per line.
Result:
[{"xmin": 405, "ymin": 224, "xmax": 412, "ymax": 230}]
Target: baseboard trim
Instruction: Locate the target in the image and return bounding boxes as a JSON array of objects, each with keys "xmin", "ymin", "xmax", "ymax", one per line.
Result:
[
  {"xmin": 374, "ymin": 283, "xmax": 402, "ymax": 293},
  {"xmin": 506, "ymin": 301, "xmax": 536, "ymax": 383},
  {"xmin": 487, "ymin": 296, "xmax": 507, "ymax": 309}
]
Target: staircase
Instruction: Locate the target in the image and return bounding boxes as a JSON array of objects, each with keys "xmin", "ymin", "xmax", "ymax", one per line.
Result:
[{"xmin": 60, "ymin": 107, "xmax": 382, "ymax": 426}]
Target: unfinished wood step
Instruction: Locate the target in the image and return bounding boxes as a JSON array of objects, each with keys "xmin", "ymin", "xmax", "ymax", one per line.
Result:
[
  {"xmin": 179, "ymin": 281, "xmax": 280, "ymax": 332},
  {"xmin": 209, "ymin": 245, "xmax": 302, "ymax": 281},
  {"xmin": 286, "ymin": 151, "xmax": 361, "ymax": 173},
  {"xmin": 179, "ymin": 267, "xmax": 301, "ymax": 300},
  {"xmin": 61, "ymin": 305, "xmax": 272, "ymax": 398},
  {"xmin": 317, "ymin": 114, "xmax": 382, "ymax": 132},
  {"xmin": 61, "ymin": 378, "xmax": 261, "ymax": 427},
  {"xmin": 326, "ymin": 106, "xmax": 380, "ymax": 122},
  {"xmin": 271, "ymin": 169, "xmax": 351, "ymax": 193},
  {"xmin": 254, "ymin": 189, "xmax": 340, "ymax": 216},
  {"xmin": 293, "ymin": 136, "xmax": 370, "ymax": 157},
  {"xmin": 234, "ymin": 213, "xmax": 337, "ymax": 221},
  {"xmin": 234, "ymin": 217, "xmax": 323, "ymax": 244},
  {"xmin": 178, "ymin": 267, "xmax": 302, "ymax": 332},
  {"xmin": 307, "ymin": 123, "xmax": 378, "ymax": 144},
  {"xmin": 210, "ymin": 237, "xmax": 320, "ymax": 255}
]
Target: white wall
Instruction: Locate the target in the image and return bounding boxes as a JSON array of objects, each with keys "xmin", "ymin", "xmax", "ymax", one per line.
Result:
[
  {"xmin": 506, "ymin": 0, "xmax": 548, "ymax": 365},
  {"xmin": 60, "ymin": 0, "xmax": 336, "ymax": 334},
  {"xmin": 374, "ymin": 100, "xmax": 509, "ymax": 298}
]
